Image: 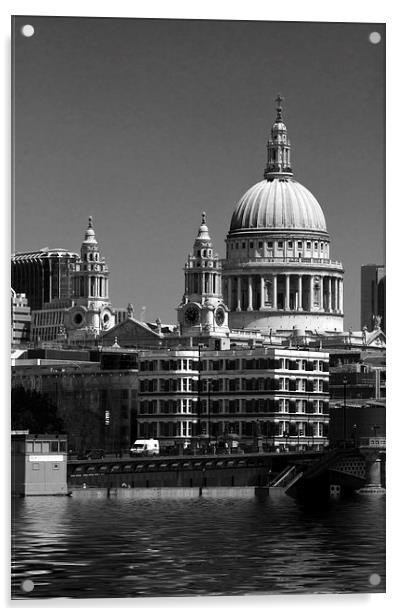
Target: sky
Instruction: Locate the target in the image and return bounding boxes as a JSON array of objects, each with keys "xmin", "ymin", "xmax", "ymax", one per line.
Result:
[{"xmin": 12, "ymin": 16, "xmax": 385, "ymax": 329}]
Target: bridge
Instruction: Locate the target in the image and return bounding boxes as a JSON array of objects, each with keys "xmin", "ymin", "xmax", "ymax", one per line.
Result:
[{"xmin": 67, "ymin": 448, "xmax": 374, "ymax": 498}]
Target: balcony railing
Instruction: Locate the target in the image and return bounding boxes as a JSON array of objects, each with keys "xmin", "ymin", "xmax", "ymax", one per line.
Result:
[{"xmin": 222, "ymin": 256, "xmax": 342, "ymax": 267}]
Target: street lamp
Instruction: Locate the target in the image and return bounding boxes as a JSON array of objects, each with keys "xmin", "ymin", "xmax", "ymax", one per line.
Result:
[
  {"xmin": 352, "ymin": 424, "xmax": 358, "ymax": 448},
  {"xmin": 284, "ymin": 431, "xmax": 289, "ymax": 452},
  {"xmin": 207, "ymin": 378, "xmax": 211, "ymax": 446},
  {"xmin": 197, "ymin": 344, "xmax": 202, "ymax": 447},
  {"xmin": 372, "ymin": 424, "xmax": 380, "ymax": 439},
  {"xmin": 342, "ymin": 376, "xmax": 348, "ymax": 446}
]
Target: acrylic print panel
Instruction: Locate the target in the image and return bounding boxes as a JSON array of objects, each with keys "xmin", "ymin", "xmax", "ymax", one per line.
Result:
[{"xmin": 11, "ymin": 16, "xmax": 385, "ymax": 599}]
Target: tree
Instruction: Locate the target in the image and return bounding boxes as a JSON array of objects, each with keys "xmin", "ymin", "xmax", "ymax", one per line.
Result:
[{"xmin": 11, "ymin": 387, "xmax": 65, "ymax": 434}]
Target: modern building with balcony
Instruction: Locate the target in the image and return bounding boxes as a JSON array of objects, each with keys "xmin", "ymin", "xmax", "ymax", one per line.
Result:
[
  {"xmin": 137, "ymin": 346, "xmax": 330, "ymax": 451},
  {"xmin": 11, "ymin": 248, "xmax": 79, "ymax": 311}
]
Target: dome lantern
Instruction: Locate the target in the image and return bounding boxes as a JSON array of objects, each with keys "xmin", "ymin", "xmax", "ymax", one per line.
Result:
[{"xmin": 264, "ymin": 94, "xmax": 293, "ymax": 179}]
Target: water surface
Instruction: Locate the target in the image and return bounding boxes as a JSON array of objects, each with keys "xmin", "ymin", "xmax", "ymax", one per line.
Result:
[{"xmin": 11, "ymin": 492, "xmax": 385, "ymax": 598}]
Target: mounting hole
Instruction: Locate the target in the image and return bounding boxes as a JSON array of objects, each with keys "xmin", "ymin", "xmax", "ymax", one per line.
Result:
[
  {"xmin": 369, "ymin": 573, "xmax": 381, "ymax": 586},
  {"xmin": 369, "ymin": 32, "xmax": 381, "ymax": 44},
  {"xmin": 21, "ymin": 579, "xmax": 34, "ymax": 592},
  {"xmin": 21, "ymin": 24, "xmax": 35, "ymax": 37}
]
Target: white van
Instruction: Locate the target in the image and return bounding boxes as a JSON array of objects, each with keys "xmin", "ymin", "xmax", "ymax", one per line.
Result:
[{"xmin": 129, "ymin": 439, "xmax": 160, "ymax": 457}]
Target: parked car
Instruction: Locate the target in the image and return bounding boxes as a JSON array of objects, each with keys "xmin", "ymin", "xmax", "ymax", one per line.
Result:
[{"xmin": 83, "ymin": 449, "xmax": 105, "ymax": 460}]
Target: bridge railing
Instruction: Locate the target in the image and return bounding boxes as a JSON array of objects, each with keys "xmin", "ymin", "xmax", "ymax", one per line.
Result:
[{"xmin": 270, "ymin": 465, "xmax": 296, "ymax": 487}]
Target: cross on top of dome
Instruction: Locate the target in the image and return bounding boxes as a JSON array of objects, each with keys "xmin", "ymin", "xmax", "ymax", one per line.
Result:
[
  {"xmin": 275, "ymin": 93, "xmax": 284, "ymax": 121},
  {"xmin": 196, "ymin": 211, "xmax": 211, "ymax": 243}
]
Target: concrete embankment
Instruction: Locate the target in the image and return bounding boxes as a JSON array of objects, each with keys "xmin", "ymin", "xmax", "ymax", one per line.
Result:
[{"xmin": 70, "ymin": 486, "xmax": 282, "ymax": 500}]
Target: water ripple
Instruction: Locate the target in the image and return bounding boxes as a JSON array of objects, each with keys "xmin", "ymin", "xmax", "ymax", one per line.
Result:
[{"xmin": 11, "ymin": 493, "xmax": 385, "ymax": 598}]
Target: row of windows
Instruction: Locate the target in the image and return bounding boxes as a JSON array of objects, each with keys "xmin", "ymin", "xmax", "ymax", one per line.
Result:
[
  {"xmin": 229, "ymin": 239, "xmax": 328, "ymax": 252},
  {"xmin": 80, "ymin": 263, "xmax": 106, "ymax": 272},
  {"xmin": 138, "ymin": 420, "xmax": 328, "ymax": 439},
  {"xmin": 139, "ymin": 399, "xmax": 328, "ymax": 415},
  {"xmin": 139, "ymin": 358, "xmax": 329, "ymax": 373},
  {"xmin": 24, "ymin": 440, "xmax": 67, "ymax": 453},
  {"xmin": 33, "ymin": 311, "xmax": 64, "ymax": 326},
  {"xmin": 83, "ymin": 251, "xmax": 100, "ymax": 262},
  {"xmin": 196, "ymin": 248, "xmax": 214, "ymax": 258},
  {"xmin": 139, "ymin": 377, "xmax": 329, "ymax": 393}
]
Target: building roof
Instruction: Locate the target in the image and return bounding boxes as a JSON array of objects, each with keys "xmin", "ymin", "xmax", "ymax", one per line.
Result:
[
  {"xmin": 229, "ymin": 178, "xmax": 327, "ymax": 233},
  {"xmin": 12, "ymin": 249, "xmax": 79, "ymax": 260}
]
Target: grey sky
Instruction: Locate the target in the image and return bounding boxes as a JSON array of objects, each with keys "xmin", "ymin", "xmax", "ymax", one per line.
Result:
[{"xmin": 12, "ymin": 17, "xmax": 385, "ymax": 328}]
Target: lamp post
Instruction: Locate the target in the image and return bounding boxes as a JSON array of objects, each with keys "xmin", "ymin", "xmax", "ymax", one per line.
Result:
[
  {"xmin": 342, "ymin": 376, "xmax": 348, "ymax": 447},
  {"xmin": 207, "ymin": 378, "xmax": 211, "ymax": 446},
  {"xmin": 372, "ymin": 424, "xmax": 380, "ymax": 439},
  {"xmin": 197, "ymin": 344, "xmax": 202, "ymax": 448},
  {"xmin": 352, "ymin": 423, "xmax": 358, "ymax": 448}
]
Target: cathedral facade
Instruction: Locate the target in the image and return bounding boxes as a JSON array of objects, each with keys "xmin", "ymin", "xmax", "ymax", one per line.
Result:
[{"xmin": 222, "ymin": 96, "xmax": 344, "ymax": 335}]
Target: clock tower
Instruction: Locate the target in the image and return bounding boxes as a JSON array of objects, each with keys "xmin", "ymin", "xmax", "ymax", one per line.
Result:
[
  {"xmin": 177, "ymin": 213, "xmax": 229, "ymax": 337},
  {"xmin": 65, "ymin": 216, "xmax": 116, "ymax": 341}
]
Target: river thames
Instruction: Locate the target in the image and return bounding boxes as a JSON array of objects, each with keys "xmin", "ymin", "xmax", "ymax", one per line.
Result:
[{"xmin": 11, "ymin": 492, "xmax": 385, "ymax": 599}]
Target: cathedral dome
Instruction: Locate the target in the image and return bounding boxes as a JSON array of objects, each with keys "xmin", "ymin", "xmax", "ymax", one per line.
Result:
[{"xmin": 230, "ymin": 178, "xmax": 327, "ymax": 233}]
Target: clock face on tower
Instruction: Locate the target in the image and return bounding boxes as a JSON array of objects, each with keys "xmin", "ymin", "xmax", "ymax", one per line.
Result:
[
  {"xmin": 184, "ymin": 304, "xmax": 200, "ymax": 325},
  {"xmin": 215, "ymin": 306, "xmax": 225, "ymax": 326}
]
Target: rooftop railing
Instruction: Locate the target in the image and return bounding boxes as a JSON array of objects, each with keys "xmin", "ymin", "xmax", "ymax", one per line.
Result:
[{"xmin": 222, "ymin": 257, "xmax": 342, "ymax": 267}]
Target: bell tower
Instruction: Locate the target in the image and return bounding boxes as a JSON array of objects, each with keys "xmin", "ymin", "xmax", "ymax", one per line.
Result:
[
  {"xmin": 177, "ymin": 213, "xmax": 229, "ymax": 336},
  {"xmin": 65, "ymin": 217, "xmax": 115, "ymax": 340},
  {"xmin": 71, "ymin": 216, "xmax": 110, "ymax": 304}
]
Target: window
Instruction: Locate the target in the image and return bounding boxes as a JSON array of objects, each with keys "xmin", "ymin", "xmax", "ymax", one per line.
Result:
[
  {"xmin": 288, "ymin": 241, "xmax": 293, "ymax": 248},
  {"xmin": 314, "ymin": 242, "xmax": 318, "ymax": 250},
  {"xmin": 298, "ymin": 379, "xmax": 306, "ymax": 391},
  {"xmin": 278, "ymin": 241, "xmax": 283, "ymax": 248},
  {"xmin": 258, "ymin": 241, "xmax": 263, "ymax": 249},
  {"xmin": 320, "ymin": 243, "xmax": 324, "ymax": 250},
  {"xmin": 267, "ymin": 241, "xmax": 273, "ymax": 248},
  {"xmin": 33, "ymin": 442, "xmax": 41, "ymax": 453},
  {"xmin": 51, "ymin": 441, "xmax": 59, "ymax": 452},
  {"xmin": 242, "ymin": 242, "xmax": 246, "ymax": 249},
  {"xmin": 297, "ymin": 241, "xmax": 303, "ymax": 248},
  {"xmin": 250, "ymin": 242, "xmax": 254, "ymax": 249},
  {"xmin": 42, "ymin": 442, "xmax": 50, "ymax": 453},
  {"xmin": 306, "ymin": 242, "xmax": 311, "ymax": 249},
  {"xmin": 235, "ymin": 243, "xmax": 239, "ymax": 250}
]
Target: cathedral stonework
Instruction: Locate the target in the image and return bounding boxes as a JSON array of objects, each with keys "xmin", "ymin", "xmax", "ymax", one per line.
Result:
[
  {"xmin": 177, "ymin": 212, "xmax": 229, "ymax": 338},
  {"xmin": 221, "ymin": 96, "xmax": 344, "ymax": 334},
  {"xmin": 65, "ymin": 217, "xmax": 116, "ymax": 341}
]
